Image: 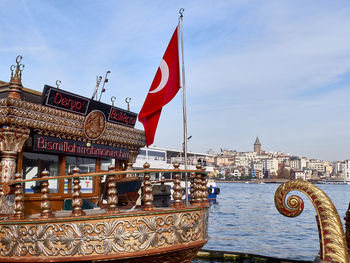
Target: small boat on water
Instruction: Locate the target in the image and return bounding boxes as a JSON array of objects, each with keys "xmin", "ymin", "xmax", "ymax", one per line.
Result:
[
  {"xmin": 316, "ymin": 179, "xmax": 350, "ymax": 185},
  {"xmin": 0, "ymin": 56, "xmax": 209, "ymax": 262},
  {"xmin": 207, "ymin": 179, "xmax": 220, "ymax": 201}
]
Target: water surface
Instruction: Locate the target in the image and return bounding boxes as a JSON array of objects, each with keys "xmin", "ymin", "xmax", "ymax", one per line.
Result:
[{"xmin": 197, "ymin": 182, "xmax": 350, "ymax": 261}]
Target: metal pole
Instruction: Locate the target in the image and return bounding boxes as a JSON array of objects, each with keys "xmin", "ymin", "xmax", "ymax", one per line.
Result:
[
  {"xmin": 179, "ymin": 8, "xmax": 189, "ymax": 206},
  {"xmin": 98, "ymin": 71, "xmax": 111, "ymax": 102}
]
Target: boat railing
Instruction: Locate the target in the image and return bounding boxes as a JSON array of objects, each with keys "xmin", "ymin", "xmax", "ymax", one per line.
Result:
[{"xmin": 2, "ymin": 163, "xmax": 209, "ymax": 220}]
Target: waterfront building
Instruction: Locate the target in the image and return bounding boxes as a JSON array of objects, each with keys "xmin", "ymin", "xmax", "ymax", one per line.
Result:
[
  {"xmin": 215, "ymin": 155, "xmax": 234, "ymax": 167},
  {"xmin": 264, "ymin": 158, "xmax": 279, "ymax": 175},
  {"xmin": 307, "ymin": 159, "xmax": 325, "ymax": 174},
  {"xmin": 290, "ymin": 158, "xmax": 298, "ymax": 170},
  {"xmin": 252, "ymin": 161, "xmax": 264, "ymax": 172},
  {"xmin": 300, "ymin": 157, "xmax": 308, "ymax": 170},
  {"xmin": 304, "ymin": 169, "xmax": 313, "ymax": 180},
  {"xmin": 234, "ymin": 155, "xmax": 249, "ymax": 167},
  {"xmin": 342, "ymin": 160, "xmax": 350, "ymax": 181},
  {"xmin": 243, "ymin": 151, "xmax": 258, "ymax": 161},
  {"xmin": 232, "ymin": 168, "xmax": 242, "ymax": 178},
  {"xmin": 333, "ymin": 161, "xmax": 344, "ymax": 177},
  {"xmin": 290, "ymin": 157, "xmax": 307, "ymax": 170},
  {"xmin": 256, "ymin": 153, "xmax": 270, "ymax": 160},
  {"xmin": 324, "ymin": 161, "xmax": 334, "ymax": 177},
  {"xmin": 276, "ymin": 154, "xmax": 291, "ymax": 166},
  {"xmin": 255, "ymin": 170, "xmax": 263, "ymax": 179},
  {"xmin": 294, "ymin": 171, "xmax": 307, "ymax": 180}
]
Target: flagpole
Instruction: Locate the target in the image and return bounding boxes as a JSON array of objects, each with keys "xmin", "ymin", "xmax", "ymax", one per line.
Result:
[
  {"xmin": 98, "ymin": 70, "xmax": 111, "ymax": 102},
  {"xmin": 179, "ymin": 8, "xmax": 189, "ymax": 206}
]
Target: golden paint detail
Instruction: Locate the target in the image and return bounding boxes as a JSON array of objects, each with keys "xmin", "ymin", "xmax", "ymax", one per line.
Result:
[
  {"xmin": 10, "ymin": 56, "xmax": 24, "ymax": 82},
  {"xmin": 84, "ymin": 110, "xmax": 107, "ymax": 140},
  {"xmin": 202, "ymin": 208, "xmax": 209, "ymax": 241},
  {"xmin": 109, "ymin": 245, "xmax": 202, "ymax": 263},
  {"xmin": 345, "ymin": 204, "xmax": 350, "ymax": 251},
  {"xmin": 0, "ymin": 125, "xmax": 30, "ymax": 152},
  {"xmin": 0, "ymin": 98, "xmax": 145, "ymax": 149},
  {"xmin": 0, "ymin": 126, "xmax": 30, "ymax": 185},
  {"xmin": 8, "ymin": 56, "xmax": 25, "ymax": 99},
  {"xmin": 0, "ymin": 210, "xmax": 204, "ymax": 259},
  {"xmin": 127, "ymin": 246, "xmax": 201, "ymax": 263},
  {"xmin": 274, "ymin": 180, "xmax": 348, "ymax": 263}
]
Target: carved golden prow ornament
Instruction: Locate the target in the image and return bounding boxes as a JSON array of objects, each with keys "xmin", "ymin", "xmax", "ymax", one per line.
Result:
[{"xmin": 274, "ymin": 180, "xmax": 348, "ymax": 263}]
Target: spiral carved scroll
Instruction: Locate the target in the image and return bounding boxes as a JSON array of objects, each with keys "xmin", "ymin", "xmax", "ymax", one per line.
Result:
[{"xmin": 274, "ymin": 180, "xmax": 348, "ymax": 263}]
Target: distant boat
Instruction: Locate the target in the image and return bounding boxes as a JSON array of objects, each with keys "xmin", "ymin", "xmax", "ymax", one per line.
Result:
[
  {"xmin": 207, "ymin": 179, "xmax": 220, "ymax": 201},
  {"xmin": 316, "ymin": 180, "xmax": 350, "ymax": 185}
]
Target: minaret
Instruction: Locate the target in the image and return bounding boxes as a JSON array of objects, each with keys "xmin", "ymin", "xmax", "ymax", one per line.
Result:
[{"xmin": 254, "ymin": 137, "xmax": 261, "ymax": 154}]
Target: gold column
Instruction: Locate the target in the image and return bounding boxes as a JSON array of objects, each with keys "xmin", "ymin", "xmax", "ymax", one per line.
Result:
[
  {"xmin": 142, "ymin": 162, "xmax": 154, "ymax": 211},
  {"xmin": 0, "ymin": 126, "xmax": 30, "ymax": 184}
]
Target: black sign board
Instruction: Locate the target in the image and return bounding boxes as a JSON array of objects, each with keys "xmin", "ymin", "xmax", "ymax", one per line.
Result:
[
  {"xmin": 87, "ymin": 100, "xmax": 137, "ymax": 127},
  {"xmin": 33, "ymin": 134, "xmax": 129, "ymax": 160},
  {"xmin": 41, "ymin": 85, "xmax": 138, "ymax": 128},
  {"xmin": 108, "ymin": 107, "xmax": 137, "ymax": 127},
  {"xmin": 42, "ymin": 85, "xmax": 90, "ymax": 115}
]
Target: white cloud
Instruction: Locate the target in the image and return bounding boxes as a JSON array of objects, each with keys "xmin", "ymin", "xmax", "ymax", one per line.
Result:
[{"xmin": 1, "ymin": 0, "xmax": 350, "ymax": 160}]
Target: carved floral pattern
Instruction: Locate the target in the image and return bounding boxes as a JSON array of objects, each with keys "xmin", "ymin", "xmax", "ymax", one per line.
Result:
[
  {"xmin": 0, "ymin": 159, "xmax": 16, "ymax": 183},
  {"xmin": 0, "ymin": 211, "xmax": 203, "ymax": 258}
]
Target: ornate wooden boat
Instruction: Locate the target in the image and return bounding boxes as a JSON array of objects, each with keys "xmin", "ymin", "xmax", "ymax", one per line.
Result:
[{"xmin": 0, "ymin": 56, "xmax": 209, "ymax": 262}]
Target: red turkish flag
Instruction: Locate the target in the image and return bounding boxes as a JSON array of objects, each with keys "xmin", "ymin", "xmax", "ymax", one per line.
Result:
[{"xmin": 138, "ymin": 26, "xmax": 180, "ymax": 146}]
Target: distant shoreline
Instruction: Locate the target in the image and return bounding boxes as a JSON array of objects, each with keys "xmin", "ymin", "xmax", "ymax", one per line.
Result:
[{"xmin": 215, "ymin": 179, "xmax": 289, "ymax": 184}]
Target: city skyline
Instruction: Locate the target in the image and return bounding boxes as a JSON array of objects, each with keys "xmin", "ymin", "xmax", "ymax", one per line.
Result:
[{"xmin": 1, "ymin": 1, "xmax": 350, "ymax": 161}]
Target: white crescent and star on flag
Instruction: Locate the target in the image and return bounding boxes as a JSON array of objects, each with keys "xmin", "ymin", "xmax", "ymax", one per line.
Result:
[{"xmin": 149, "ymin": 59, "xmax": 169, "ymax": 94}]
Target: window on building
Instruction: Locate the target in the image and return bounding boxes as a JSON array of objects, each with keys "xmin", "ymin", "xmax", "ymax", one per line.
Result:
[
  {"xmin": 148, "ymin": 150, "xmax": 165, "ymax": 161},
  {"xmin": 139, "ymin": 149, "xmax": 147, "ymax": 158},
  {"xmin": 65, "ymin": 156, "xmax": 96, "ymax": 193},
  {"xmin": 100, "ymin": 158, "xmax": 115, "ymax": 171},
  {"xmin": 22, "ymin": 152, "xmax": 59, "ymax": 194}
]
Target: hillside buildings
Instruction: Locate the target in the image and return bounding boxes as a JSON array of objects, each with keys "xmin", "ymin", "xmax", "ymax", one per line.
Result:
[
  {"xmin": 212, "ymin": 137, "xmax": 348, "ymax": 181},
  {"xmin": 134, "ymin": 138, "xmax": 349, "ymax": 181}
]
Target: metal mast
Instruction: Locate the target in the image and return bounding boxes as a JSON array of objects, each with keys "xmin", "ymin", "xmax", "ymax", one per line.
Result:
[{"xmin": 179, "ymin": 8, "xmax": 189, "ymax": 206}]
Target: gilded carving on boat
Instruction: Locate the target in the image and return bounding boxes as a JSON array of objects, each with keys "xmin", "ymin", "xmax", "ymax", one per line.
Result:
[
  {"xmin": 0, "ymin": 211, "xmax": 203, "ymax": 258},
  {"xmin": 274, "ymin": 180, "xmax": 349, "ymax": 263},
  {"xmin": 0, "ymin": 98, "xmax": 145, "ymax": 149},
  {"xmin": 202, "ymin": 207, "xmax": 209, "ymax": 240},
  {"xmin": 0, "ymin": 125, "xmax": 30, "ymax": 153},
  {"xmin": 84, "ymin": 110, "xmax": 107, "ymax": 140}
]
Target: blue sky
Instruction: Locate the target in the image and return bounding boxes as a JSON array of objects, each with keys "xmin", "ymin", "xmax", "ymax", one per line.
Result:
[{"xmin": 1, "ymin": 0, "xmax": 350, "ymax": 161}]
